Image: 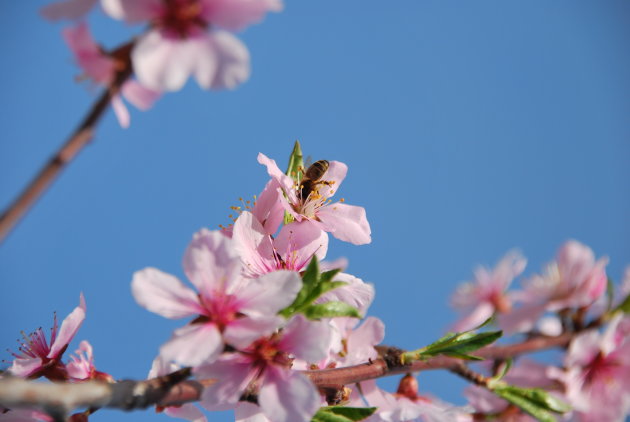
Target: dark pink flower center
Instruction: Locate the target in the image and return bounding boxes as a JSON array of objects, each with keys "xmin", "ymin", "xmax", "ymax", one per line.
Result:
[
  {"xmin": 583, "ymin": 352, "xmax": 619, "ymax": 386},
  {"xmin": 155, "ymin": 0, "xmax": 207, "ymax": 39},
  {"xmin": 247, "ymin": 335, "xmax": 293, "ymax": 369},
  {"xmin": 196, "ymin": 292, "xmax": 242, "ymax": 331}
]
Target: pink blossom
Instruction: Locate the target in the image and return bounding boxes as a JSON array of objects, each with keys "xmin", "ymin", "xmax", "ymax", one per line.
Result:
[
  {"xmin": 232, "ymin": 211, "xmax": 328, "ymax": 277},
  {"xmin": 132, "ymin": 228, "xmax": 302, "ymax": 366},
  {"xmin": 196, "ymin": 315, "xmax": 331, "ymax": 422},
  {"xmin": 258, "ymin": 153, "xmax": 371, "ymax": 245},
  {"xmin": 63, "ymin": 22, "xmax": 160, "ymax": 128},
  {"xmin": 66, "ymin": 340, "xmax": 113, "ymax": 382},
  {"xmin": 349, "ymin": 379, "xmax": 472, "ymax": 422},
  {"xmin": 101, "ymin": 0, "xmax": 282, "ymax": 92},
  {"xmin": 148, "ymin": 356, "xmax": 207, "ymax": 422},
  {"xmin": 500, "ymin": 240, "xmax": 608, "ymax": 334},
  {"xmin": 450, "ymin": 251, "xmax": 526, "ymax": 332},
  {"xmin": 550, "ymin": 313, "xmax": 630, "ymax": 421},
  {"xmin": 0, "ymin": 409, "xmax": 53, "ymax": 422},
  {"xmin": 40, "ymin": 0, "xmax": 98, "ymax": 21},
  {"xmin": 8, "ymin": 294, "xmax": 86, "ymax": 381}
]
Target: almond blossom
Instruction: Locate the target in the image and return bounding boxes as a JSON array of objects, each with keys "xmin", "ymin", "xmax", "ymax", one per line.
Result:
[
  {"xmin": 258, "ymin": 153, "xmax": 371, "ymax": 245},
  {"xmin": 8, "ymin": 294, "xmax": 86, "ymax": 381},
  {"xmin": 196, "ymin": 314, "xmax": 331, "ymax": 422},
  {"xmin": 101, "ymin": 0, "xmax": 282, "ymax": 92},
  {"xmin": 500, "ymin": 240, "xmax": 608, "ymax": 334},
  {"xmin": 66, "ymin": 340, "xmax": 113, "ymax": 382},
  {"xmin": 450, "ymin": 251, "xmax": 526, "ymax": 332},
  {"xmin": 131, "ymin": 228, "xmax": 302, "ymax": 366},
  {"xmin": 232, "ymin": 210, "xmax": 328, "ymax": 278},
  {"xmin": 550, "ymin": 313, "xmax": 630, "ymax": 421},
  {"xmin": 63, "ymin": 22, "xmax": 160, "ymax": 128}
]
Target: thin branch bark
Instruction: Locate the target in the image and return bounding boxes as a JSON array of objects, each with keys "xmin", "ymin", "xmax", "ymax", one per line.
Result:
[{"xmin": 0, "ymin": 62, "xmax": 132, "ymax": 244}]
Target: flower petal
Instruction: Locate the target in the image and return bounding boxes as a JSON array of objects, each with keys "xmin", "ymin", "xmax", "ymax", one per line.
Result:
[
  {"xmin": 252, "ymin": 180, "xmax": 284, "ymax": 235},
  {"xmin": 121, "ymin": 80, "xmax": 161, "ymax": 110},
  {"xmin": 232, "ymin": 211, "xmax": 275, "ymax": 277},
  {"xmin": 48, "ymin": 293, "xmax": 86, "ymax": 359},
  {"xmin": 278, "ymin": 315, "xmax": 331, "ymax": 362},
  {"xmin": 223, "ymin": 315, "xmax": 284, "ymax": 350},
  {"xmin": 101, "ymin": 0, "xmax": 162, "ymax": 22},
  {"xmin": 111, "ymin": 94, "xmax": 130, "ymax": 128},
  {"xmin": 274, "ymin": 221, "xmax": 328, "ymax": 271},
  {"xmin": 194, "ymin": 31, "xmax": 250, "ymax": 90},
  {"xmin": 165, "ymin": 404, "xmax": 208, "ymax": 422},
  {"xmin": 131, "ymin": 268, "xmax": 203, "ymax": 319},
  {"xmin": 8, "ymin": 357, "xmax": 44, "ymax": 378},
  {"xmin": 345, "ymin": 317, "xmax": 385, "ymax": 365},
  {"xmin": 258, "ymin": 366, "xmax": 320, "ymax": 422},
  {"xmin": 315, "ymin": 203, "xmax": 371, "ymax": 245},
  {"xmin": 160, "ymin": 323, "xmax": 223, "ymax": 366},
  {"xmin": 257, "ymin": 153, "xmax": 296, "ymax": 202},
  {"xmin": 197, "ymin": 354, "xmax": 256, "ymax": 410},
  {"xmin": 201, "ymin": 0, "xmax": 282, "ymax": 31},
  {"xmin": 237, "ymin": 270, "xmax": 302, "ymax": 317},
  {"xmin": 183, "ymin": 228, "xmax": 241, "ymax": 294},
  {"xmin": 319, "ymin": 160, "xmax": 347, "ymax": 199}
]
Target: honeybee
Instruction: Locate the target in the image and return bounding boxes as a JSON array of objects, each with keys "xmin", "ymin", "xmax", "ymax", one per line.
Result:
[{"xmin": 300, "ymin": 160, "xmax": 330, "ymax": 200}]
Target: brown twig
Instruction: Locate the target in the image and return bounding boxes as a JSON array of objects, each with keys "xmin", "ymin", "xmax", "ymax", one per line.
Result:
[{"xmin": 0, "ymin": 45, "xmax": 133, "ymax": 244}]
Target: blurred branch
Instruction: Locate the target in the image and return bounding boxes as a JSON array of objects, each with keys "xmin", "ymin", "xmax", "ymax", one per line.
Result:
[{"xmin": 0, "ymin": 59, "xmax": 132, "ymax": 244}]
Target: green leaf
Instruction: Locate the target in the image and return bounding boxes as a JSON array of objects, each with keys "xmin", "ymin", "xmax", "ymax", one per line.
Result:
[
  {"xmin": 312, "ymin": 406, "xmax": 377, "ymax": 422},
  {"xmin": 493, "ymin": 389, "xmax": 557, "ymax": 422},
  {"xmin": 304, "ymin": 301, "xmax": 362, "ymax": 319},
  {"xmin": 402, "ymin": 329, "xmax": 502, "ymax": 363},
  {"xmin": 606, "ymin": 278, "xmax": 615, "ymax": 311},
  {"xmin": 492, "ymin": 385, "xmax": 571, "ymax": 421},
  {"xmin": 614, "ymin": 291, "xmax": 630, "ymax": 314}
]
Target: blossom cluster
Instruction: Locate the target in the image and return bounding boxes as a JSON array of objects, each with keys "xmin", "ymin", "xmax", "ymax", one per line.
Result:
[
  {"xmin": 41, "ymin": 0, "xmax": 281, "ymax": 127},
  {"xmin": 451, "ymin": 242, "xmax": 630, "ymax": 421},
  {"xmin": 2, "ymin": 147, "xmax": 630, "ymax": 422}
]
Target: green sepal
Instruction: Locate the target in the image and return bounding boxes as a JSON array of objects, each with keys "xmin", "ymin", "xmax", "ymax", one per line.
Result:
[
  {"xmin": 286, "ymin": 140, "xmax": 304, "ymax": 181},
  {"xmin": 280, "ymin": 257, "xmax": 355, "ymax": 319},
  {"xmin": 311, "ymin": 406, "xmax": 377, "ymax": 422},
  {"xmin": 304, "ymin": 301, "xmax": 362, "ymax": 319},
  {"xmin": 492, "ymin": 385, "xmax": 570, "ymax": 422}
]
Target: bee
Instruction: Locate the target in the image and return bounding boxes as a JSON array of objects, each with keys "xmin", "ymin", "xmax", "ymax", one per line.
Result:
[{"xmin": 300, "ymin": 160, "xmax": 330, "ymax": 200}]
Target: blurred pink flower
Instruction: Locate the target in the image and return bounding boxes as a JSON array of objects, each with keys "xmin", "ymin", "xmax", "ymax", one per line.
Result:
[
  {"xmin": 41, "ymin": 0, "xmax": 98, "ymax": 21},
  {"xmin": 9, "ymin": 294, "xmax": 86, "ymax": 380},
  {"xmin": 66, "ymin": 340, "xmax": 113, "ymax": 382},
  {"xmin": 232, "ymin": 210, "xmax": 328, "ymax": 277},
  {"xmin": 132, "ymin": 228, "xmax": 302, "ymax": 366},
  {"xmin": 450, "ymin": 250, "xmax": 526, "ymax": 332},
  {"xmin": 258, "ymin": 153, "xmax": 372, "ymax": 245},
  {"xmin": 196, "ymin": 315, "xmax": 331, "ymax": 422},
  {"xmin": 63, "ymin": 22, "xmax": 160, "ymax": 128},
  {"xmin": 102, "ymin": 0, "xmax": 282, "ymax": 91},
  {"xmin": 500, "ymin": 240, "xmax": 608, "ymax": 334},
  {"xmin": 550, "ymin": 313, "xmax": 630, "ymax": 422},
  {"xmin": 0, "ymin": 408, "xmax": 53, "ymax": 422}
]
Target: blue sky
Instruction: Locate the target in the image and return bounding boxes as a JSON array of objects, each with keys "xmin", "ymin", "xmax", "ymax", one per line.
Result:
[{"xmin": 1, "ymin": 1, "xmax": 629, "ymax": 421}]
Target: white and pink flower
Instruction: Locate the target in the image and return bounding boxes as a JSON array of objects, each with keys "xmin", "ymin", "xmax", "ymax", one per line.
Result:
[
  {"xmin": 550, "ymin": 313, "xmax": 630, "ymax": 421},
  {"xmin": 101, "ymin": 0, "xmax": 282, "ymax": 92},
  {"xmin": 63, "ymin": 22, "xmax": 160, "ymax": 128},
  {"xmin": 132, "ymin": 228, "xmax": 302, "ymax": 366},
  {"xmin": 196, "ymin": 314, "xmax": 331, "ymax": 422},
  {"xmin": 451, "ymin": 251, "xmax": 526, "ymax": 332},
  {"xmin": 500, "ymin": 240, "xmax": 608, "ymax": 334},
  {"xmin": 258, "ymin": 153, "xmax": 371, "ymax": 245},
  {"xmin": 232, "ymin": 211, "xmax": 328, "ymax": 278},
  {"xmin": 8, "ymin": 294, "xmax": 86, "ymax": 381}
]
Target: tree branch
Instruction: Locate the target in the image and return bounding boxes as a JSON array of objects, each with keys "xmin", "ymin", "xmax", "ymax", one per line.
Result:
[{"xmin": 0, "ymin": 47, "xmax": 133, "ymax": 243}]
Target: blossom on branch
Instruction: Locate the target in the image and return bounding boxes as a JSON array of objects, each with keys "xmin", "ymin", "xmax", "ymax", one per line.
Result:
[
  {"xmin": 450, "ymin": 250, "xmax": 526, "ymax": 332},
  {"xmin": 101, "ymin": 0, "xmax": 282, "ymax": 92},
  {"xmin": 8, "ymin": 294, "xmax": 86, "ymax": 381},
  {"xmin": 196, "ymin": 314, "xmax": 332, "ymax": 422},
  {"xmin": 258, "ymin": 153, "xmax": 371, "ymax": 245},
  {"xmin": 63, "ymin": 22, "xmax": 160, "ymax": 128},
  {"xmin": 131, "ymin": 228, "xmax": 302, "ymax": 366}
]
